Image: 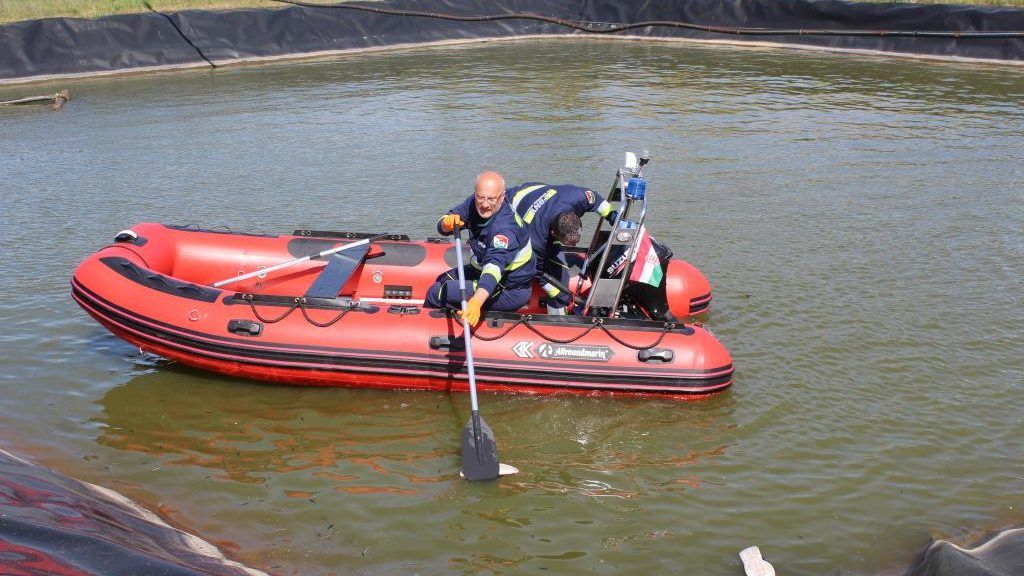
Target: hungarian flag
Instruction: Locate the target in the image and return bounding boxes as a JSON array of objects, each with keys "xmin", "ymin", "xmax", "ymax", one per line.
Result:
[{"xmin": 629, "ymin": 226, "xmax": 664, "ymax": 287}]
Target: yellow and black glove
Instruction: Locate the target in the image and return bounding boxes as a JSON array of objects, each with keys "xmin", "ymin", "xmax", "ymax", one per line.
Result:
[{"xmin": 440, "ymin": 213, "xmax": 465, "ymax": 233}]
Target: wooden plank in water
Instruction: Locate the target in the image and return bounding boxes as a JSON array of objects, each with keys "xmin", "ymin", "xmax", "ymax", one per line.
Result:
[{"xmin": 0, "ymin": 89, "xmax": 71, "ymax": 110}]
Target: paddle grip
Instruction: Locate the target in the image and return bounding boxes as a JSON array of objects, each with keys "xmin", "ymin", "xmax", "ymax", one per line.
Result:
[{"xmin": 453, "ymin": 224, "xmax": 469, "ymax": 304}]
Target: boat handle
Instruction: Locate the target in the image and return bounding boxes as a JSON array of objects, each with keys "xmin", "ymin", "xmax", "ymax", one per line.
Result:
[
  {"xmin": 637, "ymin": 348, "xmax": 673, "ymax": 363},
  {"xmin": 429, "ymin": 336, "xmax": 465, "ymax": 351},
  {"xmin": 228, "ymin": 319, "xmax": 263, "ymax": 337}
]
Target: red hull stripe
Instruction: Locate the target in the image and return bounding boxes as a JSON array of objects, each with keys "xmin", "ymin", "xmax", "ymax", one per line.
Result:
[
  {"xmin": 72, "ymin": 280, "xmax": 733, "ymax": 393},
  {"xmin": 72, "ymin": 279, "xmax": 733, "ymax": 379},
  {"xmin": 76, "ymin": 292, "xmax": 732, "ymax": 394}
]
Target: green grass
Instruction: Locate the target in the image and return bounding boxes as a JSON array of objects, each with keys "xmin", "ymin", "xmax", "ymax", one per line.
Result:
[{"xmin": 0, "ymin": 0, "xmax": 1020, "ymax": 24}]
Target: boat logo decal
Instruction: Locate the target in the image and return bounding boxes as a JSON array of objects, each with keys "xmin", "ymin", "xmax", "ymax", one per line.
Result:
[
  {"xmin": 536, "ymin": 343, "xmax": 614, "ymax": 363},
  {"xmin": 512, "ymin": 341, "xmax": 535, "ymax": 358},
  {"xmin": 606, "ymin": 253, "xmax": 628, "ymax": 276},
  {"xmin": 372, "ymin": 270, "xmax": 383, "ymax": 284},
  {"xmin": 492, "ymin": 234, "xmax": 509, "ymax": 249}
]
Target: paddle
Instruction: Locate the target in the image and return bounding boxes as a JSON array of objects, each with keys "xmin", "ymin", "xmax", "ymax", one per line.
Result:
[
  {"xmin": 452, "ymin": 223, "xmax": 503, "ymax": 481},
  {"xmin": 212, "ymin": 234, "xmax": 387, "ymax": 288}
]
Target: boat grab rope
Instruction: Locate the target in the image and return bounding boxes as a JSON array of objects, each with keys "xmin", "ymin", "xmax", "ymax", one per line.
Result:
[
  {"xmin": 298, "ymin": 300, "xmax": 355, "ymax": 328},
  {"xmin": 597, "ymin": 321, "xmax": 672, "ymax": 351},
  {"xmin": 241, "ymin": 294, "xmax": 356, "ymax": 328},
  {"xmin": 473, "ymin": 315, "xmax": 675, "ymax": 350},
  {"xmin": 268, "ymin": 0, "xmax": 1024, "ymax": 40},
  {"xmin": 238, "ymin": 295, "xmax": 671, "ymax": 347},
  {"xmin": 242, "ymin": 294, "xmax": 297, "ymax": 323}
]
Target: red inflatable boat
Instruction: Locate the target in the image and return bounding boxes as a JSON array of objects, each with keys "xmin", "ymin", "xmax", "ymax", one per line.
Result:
[{"xmin": 71, "ymin": 222, "xmax": 733, "ymax": 396}]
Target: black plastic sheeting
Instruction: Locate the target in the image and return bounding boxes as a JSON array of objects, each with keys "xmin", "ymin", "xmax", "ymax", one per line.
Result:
[
  {"xmin": 1, "ymin": 0, "xmax": 1023, "ymax": 81},
  {"xmin": 2, "ymin": 444, "xmax": 1022, "ymax": 576},
  {"xmin": 0, "ymin": 448, "xmax": 267, "ymax": 576},
  {"xmin": 902, "ymin": 527, "xmax": 1024, "ymax": 576},
  {"xmin": 587, "ymin": 0, "xmax": 1024, "ymax": 58}
]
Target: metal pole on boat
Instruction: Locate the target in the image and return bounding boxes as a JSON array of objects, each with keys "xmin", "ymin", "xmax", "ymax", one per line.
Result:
[
  {"xmin": 211, "ymin": 234, "xmax": 387, "ymax": 288},
  {"xmin": 453, "ymin": 224, "xmax": 514, "ymax": 481}
]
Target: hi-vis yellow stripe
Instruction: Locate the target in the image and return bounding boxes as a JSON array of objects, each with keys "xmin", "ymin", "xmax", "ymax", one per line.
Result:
[
  {"xmin": 481, "ymin": 263, "xmax": 502, "ymax": 283},
  {"xmin": 506, "ymin": 240, "xmax": 533, "ymax": 271},
  {"xmin": 510, "ymin": 185, "xmax": 546, "ymax": 211},
  {"xmin": 479, "ymin": 238, "xmax": 532, "ymax": 282},
  {"xmin": 523, "ymin": 189, "xmax": 557, "ymax": 224}
]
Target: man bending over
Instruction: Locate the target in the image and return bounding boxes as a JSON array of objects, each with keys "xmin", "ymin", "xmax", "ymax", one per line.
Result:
[{"xmin": 507, "ymin": 182, "xmax": 616, "ymax": 314}]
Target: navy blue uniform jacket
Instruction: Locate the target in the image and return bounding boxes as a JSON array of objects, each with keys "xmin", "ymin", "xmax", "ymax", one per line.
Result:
[
  {"xmin": 507, "ymin": 183, "xmax": 613, "ymax": 259},
  {"xmin": 437, "ymin": 196, "xmax": 535, "ymax": 295}
]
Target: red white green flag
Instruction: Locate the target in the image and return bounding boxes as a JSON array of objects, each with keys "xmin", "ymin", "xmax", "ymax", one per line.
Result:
[{"xmin": 629, "ymin": 226, "xmax": 664, "ymax": 287}]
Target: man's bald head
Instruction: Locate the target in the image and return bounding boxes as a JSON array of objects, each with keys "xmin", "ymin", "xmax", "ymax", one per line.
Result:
[
  {"xmin": 473, "ymin": 171, "xmax": 506, "ymax": 219},
  {"xmin": 476, "ymin": 172, "xmax": 505, "ymax": 195}
]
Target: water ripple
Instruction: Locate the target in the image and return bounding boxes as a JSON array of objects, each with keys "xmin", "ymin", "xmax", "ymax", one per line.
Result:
[{"xmin": 1, "ymin": 38, "xmax": 1022, "ymax": 576}]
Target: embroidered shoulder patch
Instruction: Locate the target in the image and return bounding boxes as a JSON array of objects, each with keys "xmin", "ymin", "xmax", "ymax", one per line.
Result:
[
  {"xmin": 585, "ymin": 190, "xmax": 595, "ymax": 204},
  {"xmin": 492, "ymin": 234, "xmax": 510, "ymax": 249}
]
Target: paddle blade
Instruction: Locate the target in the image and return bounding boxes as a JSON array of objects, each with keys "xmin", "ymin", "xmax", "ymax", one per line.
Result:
[{"xmin": 460, "ymin": 412, "xmax": 500, "ymax": 481}]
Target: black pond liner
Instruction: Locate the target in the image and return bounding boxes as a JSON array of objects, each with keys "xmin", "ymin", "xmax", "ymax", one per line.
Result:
[
  {"xmin": 0, "ymin": 0, "xmax": 1023, "ymax": 83},
  {"xmin": 0, "ymin": 448, "xmax": 268, "ymax": 576},
  {"xmin": 3, "ymin": 442, "xmax": 1023, "ymax": 575},
  {"xmin": 901, "ymin": 526, "xmax": 1024, "ymax": 576}
]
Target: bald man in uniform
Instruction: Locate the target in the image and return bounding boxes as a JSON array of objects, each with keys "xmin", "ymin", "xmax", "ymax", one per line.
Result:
[{"xmin": 424, "ymin": 172, "xmax": 536, "ymax": 325}]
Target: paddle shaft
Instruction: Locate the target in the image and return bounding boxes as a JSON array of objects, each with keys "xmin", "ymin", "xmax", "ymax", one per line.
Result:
[
  {"xmin": 453, "ymin": 225, "xmax": 481, "ymax": 414},
  {"xmin": 212, "ymin": 234, "xmax": 385, "ymax": 288},
  {"xmin": 452, "ymin": 223, "xmax": 503, "ymax": 481}
]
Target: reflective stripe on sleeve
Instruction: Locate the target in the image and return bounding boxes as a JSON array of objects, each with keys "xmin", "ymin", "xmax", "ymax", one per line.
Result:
[{"xmin": 481, "ymin": 263, "xmax": 502, "ymax": 283}]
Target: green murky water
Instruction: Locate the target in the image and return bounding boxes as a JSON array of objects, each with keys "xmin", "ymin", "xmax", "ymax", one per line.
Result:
[{"xmin": 1, "ymin": 39, "xmax": 1022, "ymax": 575}]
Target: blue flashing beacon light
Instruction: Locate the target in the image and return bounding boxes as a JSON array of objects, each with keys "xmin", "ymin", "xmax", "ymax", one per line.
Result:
[{"xmin": 625, "ymin": 177, "xmax": 646, "ymax": 200}]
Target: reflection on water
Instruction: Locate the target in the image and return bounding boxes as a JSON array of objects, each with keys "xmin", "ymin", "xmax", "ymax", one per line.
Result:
[
  {"xmin": 91, "ymin": 367, "xmax": 738, "ymax": 573},
  {"xmin": 95, "ymin": 367, "xmax": 738, "ymax": 490},
  {"xmin": 1, "ymin": 38, "xmax": 1022, "ymax": 575},
  {"xmin": 95, "ymin": 367, "xmax": 464, "ymax": 487}
]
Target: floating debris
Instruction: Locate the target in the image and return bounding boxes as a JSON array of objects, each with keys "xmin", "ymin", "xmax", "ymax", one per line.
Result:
[
  {"xmin": 0, "ymin": 89, "xmax": 70, "ymax": 110},
  {"xmin": 739, "ymin": 546, "xmax": 776, "ymax": 576}
]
